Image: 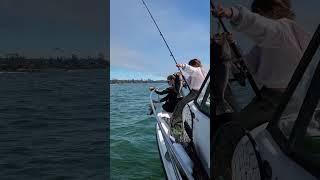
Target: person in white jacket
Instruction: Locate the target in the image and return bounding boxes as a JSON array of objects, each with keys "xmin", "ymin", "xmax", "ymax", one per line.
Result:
[
  {"xmin": 215, "ymin": 0, "xmax": 310, "ymax": 130},
  {"xmin": 170, "ymin": 59, "xmax": 207, "ymax": 126},
  {"xmin": 177, "ymin": 59, "xmax": 207, "ymax": 91}
]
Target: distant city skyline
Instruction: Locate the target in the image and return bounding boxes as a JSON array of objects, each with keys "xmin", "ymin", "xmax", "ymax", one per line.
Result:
[{"xmin": 0, "ymin": 49, "xmax": 107, "ymax": 59}]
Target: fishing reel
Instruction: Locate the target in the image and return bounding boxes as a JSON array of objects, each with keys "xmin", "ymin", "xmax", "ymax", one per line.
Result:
[{"xmin": 230, "ymin": 60, "xmax": 247, "ymax": 87}]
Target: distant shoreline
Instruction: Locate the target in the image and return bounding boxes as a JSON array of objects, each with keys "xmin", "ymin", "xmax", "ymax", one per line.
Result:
[
  {"xmin": 0, "ymin": 68, "xmax": 106, "ymax": 73},
  {"xmin": 0, "ymin": 56, "xmax": 108, "ymax": 72}
]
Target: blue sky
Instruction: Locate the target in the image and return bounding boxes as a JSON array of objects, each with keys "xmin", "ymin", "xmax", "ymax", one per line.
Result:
[
  {"xmin": 111, "ymin": 0, "xmax": 320, "ymax": 80},
  {"xmin": 110, "ymin": 0, "xmax": 210, "ymax": 80}
]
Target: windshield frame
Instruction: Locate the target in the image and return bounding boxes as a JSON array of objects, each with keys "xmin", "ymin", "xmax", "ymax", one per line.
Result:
[
  {"xmin": 288, "ymin": 58, "xmax": 320, "ymax": 177},
  {"xmin": 194, "ymin": 70, "xmax": 211, "ymax": 117},
  {"xmin": 266, "ymin": 25, "xmax": 320, "ymax": 176}
]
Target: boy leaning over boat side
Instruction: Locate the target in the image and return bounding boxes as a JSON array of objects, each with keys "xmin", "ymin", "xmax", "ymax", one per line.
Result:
[
  {"xmin": 215, "ymin": 0, "xmax": 311, "ymax": 129},
  {"xmin": 170, "ymin": 59, "xmax": 207, "ymax": 126},
  {"xmin": 153, "ymin": 75, "xmax": 180, "ymax": 113}
]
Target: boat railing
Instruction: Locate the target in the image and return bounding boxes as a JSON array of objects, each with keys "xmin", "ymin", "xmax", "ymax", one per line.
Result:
[{"xmin": 150, "ymin": 88, "xmax": 194, "ymax": 180}]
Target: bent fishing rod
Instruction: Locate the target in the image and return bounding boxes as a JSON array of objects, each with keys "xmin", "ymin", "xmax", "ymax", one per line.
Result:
[
  {"xmin": 210, "ymin": 1, "xmax": 262, "ymax": 99},
  {"xmin": 141, "ymin": 0, "xmax": 191, "ymax": 92}
]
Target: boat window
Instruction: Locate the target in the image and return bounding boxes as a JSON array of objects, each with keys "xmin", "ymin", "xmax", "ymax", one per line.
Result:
[
  {"xmin": 295, "ymin": 102, "xmax": 320, "ymax": 175},
  {"xmin": 278, "ymin": 44, "xmax": 320, "ymax": 139},
  {"xmin": 201, "ymin": 93, "xmax": 210, "ymax": 115},
  {"xmin": 303, "ymin": 103, "xmax": 320, "ymax": 154},
  {"xmin": 196, "ymin": 77, "xmax": 210, "ymax": 115}
]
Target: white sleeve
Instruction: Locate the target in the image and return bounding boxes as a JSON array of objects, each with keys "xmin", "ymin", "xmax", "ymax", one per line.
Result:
[
  {"xmin": 200, "ymin": 68, "xmax": 207, "ymax": 78},
  {"xmin": 182, "ymin": 64, "xmax": 198, "ymax": 75},
  {"xmin": 230, "ymin": 5, "xmax": 286, "ymax": 48}
]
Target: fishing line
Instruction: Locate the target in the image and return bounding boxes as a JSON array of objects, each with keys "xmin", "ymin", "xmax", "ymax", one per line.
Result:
[{"xmin": 141, "ymin": 0, "xmax": 191, "ymax": 91}]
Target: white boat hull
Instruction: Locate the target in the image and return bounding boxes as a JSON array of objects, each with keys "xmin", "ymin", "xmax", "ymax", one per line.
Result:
[
  {"xmin": 152, "ymin": 97, "xmax": 198, "ymax": 180},
  {"xmin": 153, "ymin": 101, "xmax": 182, "ymax": 180}
]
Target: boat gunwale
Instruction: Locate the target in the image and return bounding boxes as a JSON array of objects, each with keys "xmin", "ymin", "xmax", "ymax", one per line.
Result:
[{"xmin": 150, "ymin": 88, "xmax": 194, "ymax": 180}]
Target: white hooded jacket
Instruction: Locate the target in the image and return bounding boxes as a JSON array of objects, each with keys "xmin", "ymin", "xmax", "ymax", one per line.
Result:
[
  {"xmin": 181, "ymin": 64, "xmax": 207, "ymax": 91},
  {"xmin": 230, "ymin": 5, "xmax": 310, "ymax": 89}
]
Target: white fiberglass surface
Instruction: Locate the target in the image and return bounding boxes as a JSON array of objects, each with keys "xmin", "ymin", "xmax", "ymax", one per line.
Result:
[
  {"xmin": 191, "ymin": 103, "xmax": 210, "ymax": 173},
  {"xmin": 233, "ymin": 129, "xmax": 318, "ymax": 180},
  {"xmin": 156, "ymin": 124, "xmax": 179, "ymax": 180}
]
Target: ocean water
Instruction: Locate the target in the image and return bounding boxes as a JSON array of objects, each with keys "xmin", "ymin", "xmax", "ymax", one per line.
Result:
[
  {"xmin": 109, "ymin": 81, "xmax": 255, "ymax": 180},
  {"xmin": 0, "ymin": 69, "xmax": 108, "ymax": 180},
  {"xmin": 110, "ymin": 83, "xmax": 165, "ymax": 180},
  {"xmin": 0, "ymin": 69, "xmax": 255, "ymax": 179}
]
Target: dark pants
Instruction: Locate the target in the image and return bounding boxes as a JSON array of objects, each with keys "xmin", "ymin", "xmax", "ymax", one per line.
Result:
[
  {"xmin": 170, "ymin": 90, "xmax": 198, "ymax": 126},
  {"xmin": 240, "ymin": 88, "xmax": 283, "ymax": 129},
  {"xmin": 162, "ymin": 102, "xmax": 177, "ymax": 113},
  {"xmin": 215, "ymin": 88, "xmax": 284, "ymax": 131}
]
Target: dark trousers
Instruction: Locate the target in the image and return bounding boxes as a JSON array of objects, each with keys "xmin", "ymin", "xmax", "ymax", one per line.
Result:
[
  {"xmin": 162, "ymin": 102, "xmax": 177, "ymax": 113},
  {"xmin": 215, "ymin": 88, "xmax": 284, "ymax": 131},
  {"xmin": 239, "ymin": 88, "xmax": 283, "ymax": 129},
  {"xmin": 170, "ymin": 90, "xmax": 198, "ymax": 126}
]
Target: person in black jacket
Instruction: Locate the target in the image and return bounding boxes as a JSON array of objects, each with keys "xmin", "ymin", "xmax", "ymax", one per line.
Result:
[{"xmin": 154, "ymin": 75, "xmax": 180, "ymax": 113}]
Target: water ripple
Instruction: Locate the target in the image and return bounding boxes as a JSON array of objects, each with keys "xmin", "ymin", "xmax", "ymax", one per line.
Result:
[{"xmin": 111, "ymin": 83, "xmax": 165, "ymax": 179}]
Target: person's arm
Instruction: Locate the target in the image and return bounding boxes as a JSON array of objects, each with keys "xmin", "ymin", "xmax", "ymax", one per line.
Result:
[
  {"xmin": 217, "ymin": 5, "xmax": 287, "ymax": 48},
  {"xmin": 176, "ymin": 63, "xmax": 199, "ymax": 75},
  {"xmin": 159, "ymin": 95, "xmax": 169, "ymax": 102},
  {"xmin": 229, "ymin": 5, "xmax": 286, "ymax": 48},
  {"xmin": 155, "ymin": 88, "xmax": 169, "ymax": 95}
]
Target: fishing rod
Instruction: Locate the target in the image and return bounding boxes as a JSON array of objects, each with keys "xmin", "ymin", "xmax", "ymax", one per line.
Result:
[
  {"xmin": 141, "ymin": 0, "xmax": 191, "ymax": 92},
  {"xmin": 210, "ymin": 1, "xmax": 262, "ymax": 99}
]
